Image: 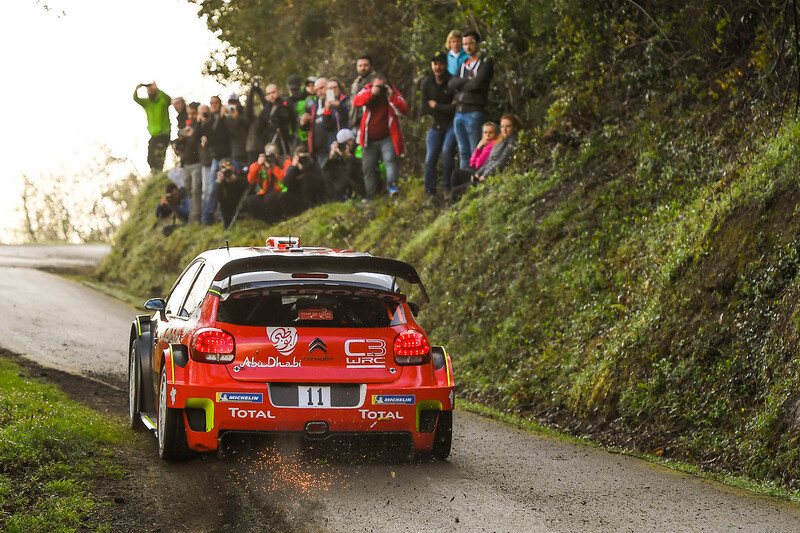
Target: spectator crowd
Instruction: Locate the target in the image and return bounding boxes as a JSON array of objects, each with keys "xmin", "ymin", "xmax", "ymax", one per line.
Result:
[{"xmin": 133, "ymin": 29, "xmax": 523, "ymax": 228}]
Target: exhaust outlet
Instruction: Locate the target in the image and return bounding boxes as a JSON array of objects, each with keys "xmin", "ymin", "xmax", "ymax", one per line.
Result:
[{"xmin": 304, "ymin": 421, "xmax": 330, "ymax": 438}]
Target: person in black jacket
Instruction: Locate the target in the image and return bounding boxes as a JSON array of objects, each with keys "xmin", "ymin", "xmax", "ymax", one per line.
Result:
[
  {"xmin": 224, "ymin": 93, "xmax": 250, "ymax": 168},
  {"xmin": 421, "ymin": 51, "xmax": 457, "ymax": 201},
  {"xmin": 200, "ymin": 95, "xmax": 232, "ymax": 224},
  {"xmin": 281, "ymin": 145, "xmax": 329, "ymax": 217},
  {"xmin": 448, "ymin": 29, "xmax": 494, "ymax": 169},
  {"xmin": 322, "ymin": 128, "xmax": 366, "ymax": 199},
  {"xmin": 176, "ymin": 102, "xmax": 203, "ymax": 223},
  {"xmin": 260, "ymin": 83, "xmax": 298, "ymax": 157}
]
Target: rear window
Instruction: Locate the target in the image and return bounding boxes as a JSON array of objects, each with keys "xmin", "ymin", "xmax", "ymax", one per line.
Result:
[{"xmin": 217, "ymin": 286, "xmax": 406, "ymax": 328}]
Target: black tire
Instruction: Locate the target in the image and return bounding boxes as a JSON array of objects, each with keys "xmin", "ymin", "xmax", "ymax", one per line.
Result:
[
  {"xmin": 432, "ymin": 410, "xmax": 453, "ymax": 460},
  {"xmin": 128, "ymin": 340, "xmax": 144, "ymax": 431},
  {"xmin": 157, "ymin": 365, "xmax": 191, "ymax": 461}
]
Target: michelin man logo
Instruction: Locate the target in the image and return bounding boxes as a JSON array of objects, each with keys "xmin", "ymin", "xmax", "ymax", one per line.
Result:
[{"xmin": 267, "ymin": 327, "xmax": 298, "ymax": 356}]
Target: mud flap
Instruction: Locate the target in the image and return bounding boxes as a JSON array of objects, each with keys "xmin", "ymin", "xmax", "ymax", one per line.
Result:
[{"xmin": 133, "ymin": 316, "xmax": 157, "ymax": 413}]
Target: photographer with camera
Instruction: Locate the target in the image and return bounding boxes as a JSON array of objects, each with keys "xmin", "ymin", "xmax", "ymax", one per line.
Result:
[
  {"xmin": 281, "ymin": 144, "xmax": 328, "ymax": 217},
  {"xmin": 155, "ymin": 182, "xmax": 189, "ymax": 223},
  {"xmin": 242, "ymin": 143, "xmax": 291, "ymax": 224},
  {"xmin": 213, "ymin": 158, "xmax": 248, "ymax": 228},
  {"xmin": 254, "ymin": 82, "xmax": 298, "ymax": 158},
  {"xmin": 322, "ymin": 128, "xmax": 366, "ymax": 199},
  {"xmin": 133, "ymin": 81, "xmax": 172, "ymax": 174},
  {"xmin": 223, "ymin": 93, "xmax": 250, "ymax": 168},
  {"xmin": 245, "ymin": 78, "xmax": 268, "ymax": 164},
  {"xmin": 351, "ymin": 73, "xmax": 408, "ymax": 198}
]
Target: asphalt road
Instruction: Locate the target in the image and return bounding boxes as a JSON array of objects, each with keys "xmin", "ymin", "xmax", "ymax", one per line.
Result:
[{"xmin": 2, "ymin": 244, "xmax": 800, "ymax": 532}]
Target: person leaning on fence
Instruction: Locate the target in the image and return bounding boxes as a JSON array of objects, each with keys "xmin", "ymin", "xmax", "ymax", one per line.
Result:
[{"xmin": 449, "ymin": 114, "xmax": 521, "ymax": 203}]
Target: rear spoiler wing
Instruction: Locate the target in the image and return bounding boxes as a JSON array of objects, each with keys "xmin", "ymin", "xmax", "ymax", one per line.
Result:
[{"xmin": 214, "ymin": 255, "xmax": 429, "ymax": 303}]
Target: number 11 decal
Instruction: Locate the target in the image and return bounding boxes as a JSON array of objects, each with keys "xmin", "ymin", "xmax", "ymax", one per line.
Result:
[{"xmin": 299, "ymin": 385, "xmax": 331, "ymax": 407}]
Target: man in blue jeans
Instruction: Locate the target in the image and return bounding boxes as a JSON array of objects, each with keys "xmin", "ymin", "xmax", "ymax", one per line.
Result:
[
  {"xmin": 449, "ymin": 29, "xmax": 494, "ymax": 169},
  {"xmin": 352, "ymin": 74, "xmax": 408, "ymax": 198},
  {"xmin": 421, "ymin": 51, "xmax": 457, "ymax": 202}
]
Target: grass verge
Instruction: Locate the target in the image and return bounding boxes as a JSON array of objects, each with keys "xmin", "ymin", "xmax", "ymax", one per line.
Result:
[{"xmin": 0, "ymin": 355, "xmax": 128, "ymax": 533}]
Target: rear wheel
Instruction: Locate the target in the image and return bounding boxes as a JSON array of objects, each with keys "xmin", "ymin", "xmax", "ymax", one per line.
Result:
[
  {"xmin": 432, "ymin": 410, "xmax": 452, "ymax": 460},
  {"xmin": 157, "ymin": 365, "xmax": 191, "ymax": 461},
  {"xmin": 128, "ymin": 340, "xmax": 143, "ymax": 430}
]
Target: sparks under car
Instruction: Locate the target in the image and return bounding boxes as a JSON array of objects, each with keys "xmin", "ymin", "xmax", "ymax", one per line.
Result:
[{"xmin": 128, "ymin": 237, "xmax": 454, "ymax": 460}]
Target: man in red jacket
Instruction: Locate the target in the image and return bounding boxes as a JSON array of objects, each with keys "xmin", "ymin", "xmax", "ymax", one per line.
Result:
[{"xmin": 352, "ymin": 74, "xmax": 408, "ymax": 198}]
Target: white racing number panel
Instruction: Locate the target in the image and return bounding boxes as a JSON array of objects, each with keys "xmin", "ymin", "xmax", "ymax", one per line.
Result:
[{"xmin": 299, "ymin": 385, "xmax": 332, "ymax": 408}]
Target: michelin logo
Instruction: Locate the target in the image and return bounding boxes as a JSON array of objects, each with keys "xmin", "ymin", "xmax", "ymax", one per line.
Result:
[
  {"xmin": 216, "ymin": 392, "xmax": 263, "ymax": 403},
  {"xmin": 371, "ymin": 394, "xmax": 415, "ymax": 405}
]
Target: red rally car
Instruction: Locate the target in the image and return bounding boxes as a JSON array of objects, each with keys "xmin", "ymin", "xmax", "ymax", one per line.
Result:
[{"xmin": 128, "ymin": 237, "xmax": 454, "ymax": 460}]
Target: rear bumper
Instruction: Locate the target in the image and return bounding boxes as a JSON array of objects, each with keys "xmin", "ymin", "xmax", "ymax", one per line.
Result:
[{"xmin": 168, "ymin": 381, "xmax": 454, "ymax": 452}]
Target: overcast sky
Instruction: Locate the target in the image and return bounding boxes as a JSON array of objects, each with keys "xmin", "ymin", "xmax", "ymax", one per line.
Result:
[{"xmin": 0, "ymin": 0, "xmax": 235, "ymax": 242}]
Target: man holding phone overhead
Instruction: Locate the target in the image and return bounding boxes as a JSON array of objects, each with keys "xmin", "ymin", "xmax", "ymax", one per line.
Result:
[{"xmin": 133, "ymin": 81, "xmax": 172, "ymax": 173}]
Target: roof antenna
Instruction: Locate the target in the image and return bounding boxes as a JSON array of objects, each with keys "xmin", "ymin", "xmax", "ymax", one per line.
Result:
[{"xmin": 226, "ymin": 240, "xmax": 230, "ymax": 255}]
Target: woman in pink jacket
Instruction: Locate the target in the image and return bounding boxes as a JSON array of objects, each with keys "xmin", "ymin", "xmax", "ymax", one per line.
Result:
[{"xmin": 449, "ymin": 121, "xmax": 499, "ymax": 200}]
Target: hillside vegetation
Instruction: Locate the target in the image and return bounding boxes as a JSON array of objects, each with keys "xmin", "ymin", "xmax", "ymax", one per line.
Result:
[{"xmin": 99, "ymin": 1, "xmax": 800, "ymax": 488}]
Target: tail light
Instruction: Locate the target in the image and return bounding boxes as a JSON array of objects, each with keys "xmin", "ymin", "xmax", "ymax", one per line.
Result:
[
  {"xmin": 393, "ymin": 330, "xmax": 431, "ymax": 365},
  {"xmin": 191, "ymin": 328, "xmax": 235, "ymax": 363}
]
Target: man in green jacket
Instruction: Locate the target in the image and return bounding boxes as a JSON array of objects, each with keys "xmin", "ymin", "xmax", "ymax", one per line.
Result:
[{"xmin": 134, "ymin": 81, "xmax": 172, "ymax": 173}]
